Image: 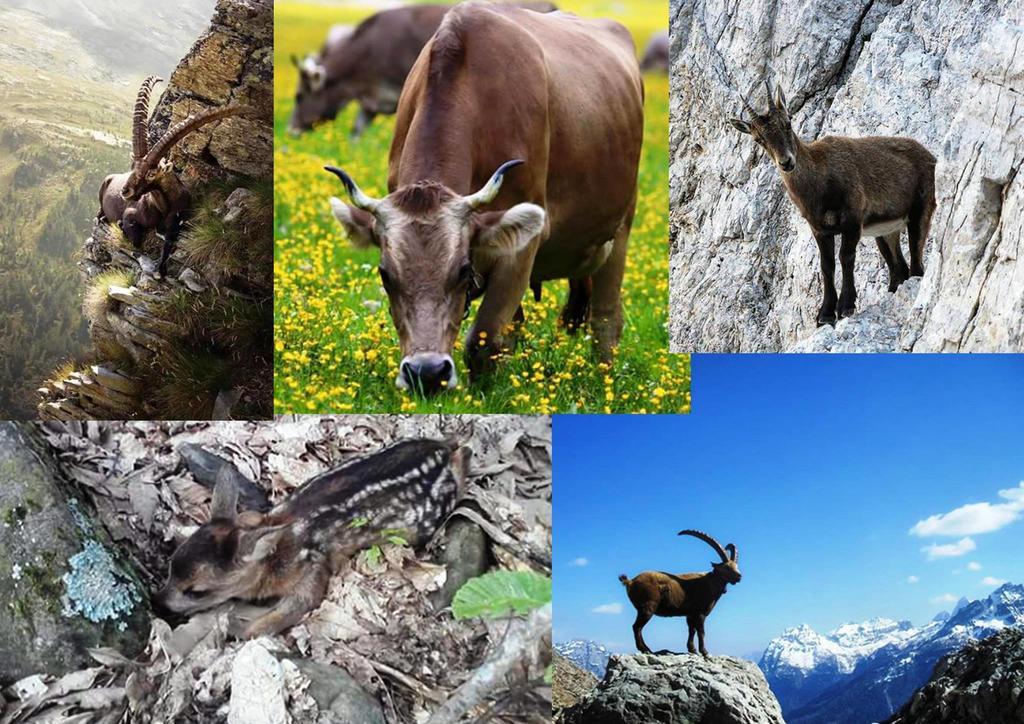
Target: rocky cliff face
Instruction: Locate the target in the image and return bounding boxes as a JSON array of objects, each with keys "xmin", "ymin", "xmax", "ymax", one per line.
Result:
[
  {"xmin": 886, "ymin": 627, "xmax": 1024, "ymax": 724},
  {"xmin": 669, "ymin": 0, "xmax": 1023, "ymax": 352},
  {"xmin": 553, "ymin": 651, "xmax": 599, "ymax": 717},
  {"xmin": 37, "ymin": 0, "xmax": 272, "ymax": 421},
  {"xmin": 561, "ymin": 653, "xmax": 785, "ymax": 724}
]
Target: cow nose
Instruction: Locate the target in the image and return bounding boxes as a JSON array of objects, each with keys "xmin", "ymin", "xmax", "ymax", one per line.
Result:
[{"xmin": 400, "ymin": 353, "xmax": 456, "ymax": 395}]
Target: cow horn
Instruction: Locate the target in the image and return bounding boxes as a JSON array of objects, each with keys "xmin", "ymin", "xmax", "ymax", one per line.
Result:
[
  {"xmin": 463, "ymin": 159, "xmax": 525, "ymax": 210},
  {"xmin": 678, "ymin": 529, "xmax": 729, "ymax": 563},
  {"xmin": 133, "ymin": 105, "xmax": 253, "ymax": 184},
  {"xmin": 725, "ymin": 543, "xmax": 738, "ymax": 563},
  {"xmin": 132, "ymin": 76, "xmax": 163, "ymax": 162},
  {"xmin": 324, "ymin": 166, "xmax": 382, "ymax": 213}
]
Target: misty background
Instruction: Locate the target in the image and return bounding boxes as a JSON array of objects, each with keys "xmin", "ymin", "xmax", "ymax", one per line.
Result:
[{"xmin": 0, "ymin": 0, "xmax": 215, "ymax": 417}]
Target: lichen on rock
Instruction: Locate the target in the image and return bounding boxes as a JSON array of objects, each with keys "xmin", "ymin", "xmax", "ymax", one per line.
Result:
[{"xmin": 61, "ymin": 540, "xmax": 142, "ymax": 628}]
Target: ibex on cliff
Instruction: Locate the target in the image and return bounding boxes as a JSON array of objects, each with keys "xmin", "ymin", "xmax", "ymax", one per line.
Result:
[
  {"xmin": 153, "ymin": 438, "xmax": 467, "ymax": 638},
  {"xmin": 620, "ymin": 530, "xmax": 741, "ymax": 656},
  {"xmin": 98, "ymin": 76, "xmax": 251, "ymax": 278},
  {"xmin": 730, "ymin": 81, "xmax": 937, "ymax": 326}
]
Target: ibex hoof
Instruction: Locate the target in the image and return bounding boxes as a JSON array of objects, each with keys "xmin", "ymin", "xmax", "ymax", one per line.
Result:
[
  {"xmin": 838, "ymin": 303, "xmax": 856, "ymax": 320},
  {"xmin": 816, "ymin": 310, "xmax": 837, "ymax": 327},
  {"xmin": 700, "ymin": 650, "xmax": 710, "ymax": 657}
]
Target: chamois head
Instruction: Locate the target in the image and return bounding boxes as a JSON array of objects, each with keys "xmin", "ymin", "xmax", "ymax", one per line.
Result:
[
  {"xmin": 679, "ymin": 529, "xmax": 741, "ymax": 584},
  {"xmin": 729, "ymin": 81, "xmax": 797, "ymax": 173},
  {"xmin": 324, "ymin": 161, "xmax": 545, "ymax": 395}
]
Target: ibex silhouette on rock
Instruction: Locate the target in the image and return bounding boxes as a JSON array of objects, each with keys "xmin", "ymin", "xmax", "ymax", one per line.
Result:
[{"xmin": 620, "ymin": 529, "xmax": 741, "ymax": 657}]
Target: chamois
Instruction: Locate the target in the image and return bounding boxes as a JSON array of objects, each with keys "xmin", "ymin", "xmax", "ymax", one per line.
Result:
[
  {"xmin": 729, "ymin": 81, "xmax": 937, "ymax": 326},
  {"xmin": 97, "ymin": 76, "xmax": 251, "ymax": 278},
  {"xmin": 619, "ymin": 529, "xmax": 741, "ymax": 656}
]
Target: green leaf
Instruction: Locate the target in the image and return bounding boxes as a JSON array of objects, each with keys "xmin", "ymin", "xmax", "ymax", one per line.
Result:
[
  {"xmin": 451, "ymin": 570, "xmax": 551, "ymax": 620},
  {"xmin": 348, "ymin": 517, "xmax": 369, "ymax": 529},
  {"xmin": 385, "ymin": 534, "xmax": 408, "ymax": 547},
  {"xmin": 545, "ymin": 663, "xmax": 554, "ymax": 685}
]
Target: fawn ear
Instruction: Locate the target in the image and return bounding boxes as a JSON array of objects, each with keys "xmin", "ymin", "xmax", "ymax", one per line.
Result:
[
  {"xmin": 240, "ymin": 526, "xmax": 290, "ymax": 562},
  {"xmin": 210, "ymin": 468, "xmax": 239, "ymax": 522}
]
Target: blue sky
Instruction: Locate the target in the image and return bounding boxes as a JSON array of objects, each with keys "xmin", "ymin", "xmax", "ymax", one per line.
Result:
[{"xmin": 553, "ymin": 354, "xmax": 1024, "ymax": 659}]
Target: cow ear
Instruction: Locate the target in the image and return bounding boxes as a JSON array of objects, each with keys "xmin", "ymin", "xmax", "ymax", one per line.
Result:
[
  {"xmin": 729, "ymin": 118, "xmax": 752, "ymax": 135},
  {"xmin": 210, "ymin": 468, "xmax": 239, "ymax": 522},
  {"xmin": 472, "ymin": 203, "xmax": 545, "ymax": 256},
  {"xmin": 330, "ymin": 197, "xmax": 378, "ymax": 248}
]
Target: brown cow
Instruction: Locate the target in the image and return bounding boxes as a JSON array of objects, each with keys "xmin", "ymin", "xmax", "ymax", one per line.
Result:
[
  {"xmin": 290, "ymin": 2, "xmax": 559, "ymax": 138},
  {"xmin": 326, "ymin": 4, "xmax": 643, "ymax": 395},
  {"xmin": 640, "ymin": 31, "xmax": 669, "ymax": 73}
]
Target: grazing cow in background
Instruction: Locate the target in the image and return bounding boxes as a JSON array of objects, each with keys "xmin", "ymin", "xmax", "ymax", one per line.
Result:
[
  {"xmin": 640, "ymin": 31, "xmax": 669, "ymax": 73},
  {"xmin": 326, "ymin": 4, "xmax": 643, "ymax": 396},
  {"xmin": 291, "ymin": 2, "xmax": 559, "ymax": 138}
]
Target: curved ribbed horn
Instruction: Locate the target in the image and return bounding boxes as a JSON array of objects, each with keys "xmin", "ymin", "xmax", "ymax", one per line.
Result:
[
  {"xmin": 678, "ymin": 529, "xmax": 729, "ymax": 563},
  {"xmin": 463, "ymin": 160, "xmax": 524, "ymax": 210},
  {"xmin": 323, "ymin": 166, "xmax": 382, "ymax": 214},
  {"xmin": 135, "ymin": 105, "xmax": 252, "ymax": 180},
  {"xmin": 725, "ymin": 543, "xmax": 738, "ymax": 564},
  {"xmin": 132, "ymin": 76, "xmax": 163, "ymax": 161},
  {"xmin": 764, "ymin": 79, "xmax": 774, "ymax": 109}
]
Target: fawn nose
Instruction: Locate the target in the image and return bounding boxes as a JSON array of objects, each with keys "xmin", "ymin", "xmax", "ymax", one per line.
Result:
[{"xmin": 400, "ymin": 353, "xmax": 456, "ymax": 395}]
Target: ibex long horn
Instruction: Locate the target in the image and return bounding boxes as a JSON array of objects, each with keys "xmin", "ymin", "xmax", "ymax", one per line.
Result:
[
  {"xmin": 463, "ymin": 160, "xmax": 525, "ymax": 210},
  {"xmin": 136, "ymin": 105, "xmax": 254, "ymax": 178},
  {"xmin": 764, "ymin": 79, "xmax": 774, "ymax": 109},
  {"xmin": 132, "ymin": 76, "xmax": 163, "ymax": 162},
  {"xmin": 324, "ymin": 166, "xmax": 382, "ymax": 214},
  {"xmin": 678, "ymin": 529, "xmax": 730, "ymax": 563},
  {"xmin": 725, "ymin": 543, "xmax": 738, "ymax": 563}
]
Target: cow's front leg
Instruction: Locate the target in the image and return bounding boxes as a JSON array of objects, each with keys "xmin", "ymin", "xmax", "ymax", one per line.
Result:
[
  {"xmin": 590, "ymin": 198, "xmax": 634, "ymax": 361},
  {"xmin": 837, "ymin": 228, "xmax": 859, "ymax": 319},
  {"xmin": 242, "ymin": 559, "xmax": 330, "ymax": 638},
  {"xmin": 813, "ymin": 232, "xmax": 838, "ymax": 326},
  {"xmin": 465, "ymin": 247, "xmax": 538, "ymax": 382}
]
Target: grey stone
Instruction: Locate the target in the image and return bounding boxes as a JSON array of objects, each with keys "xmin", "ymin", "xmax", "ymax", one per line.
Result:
[
  {"xmin": 0, "ymin": 423, "xmax": 148, "ymax": 685},
  {"xmin": 287, "ymin": 658, "xmax": 386, "ymax": 724},
  {"xmin": 669, "ymin": 0, "xmax": 1024, "ymax": 352},
  {"xmin": 562, "ymin": 653, "xmax": 785, "ymax": 724}
]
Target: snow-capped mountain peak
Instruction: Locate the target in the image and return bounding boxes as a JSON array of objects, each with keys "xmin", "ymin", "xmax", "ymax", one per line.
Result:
[
  {"xmin": 554, "ymin": 639, "xmax": 611, "ymax": 679},
  {"xmin": 760, "ymin": 583, "xmax": 1024, "ymax": 723}
]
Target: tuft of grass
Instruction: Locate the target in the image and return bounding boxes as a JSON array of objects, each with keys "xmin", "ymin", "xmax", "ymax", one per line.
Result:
[
  {"xmin": 273, "ymin": 0, "xmax": 689, "ymax": 414},
  {"xmin": 82, "ymin": 268, "xmax": 136, "ymax": 324},
  {"xmin": 148, "ymin": 346, "xmax": 235, "ymax": 419},
  {"xmin": 179, "ymin": 178, "xmax": 274, "ymax": 291},
  {"xmin": 44, "ymin": 359, "xmax": 79, "ymax": 386}
]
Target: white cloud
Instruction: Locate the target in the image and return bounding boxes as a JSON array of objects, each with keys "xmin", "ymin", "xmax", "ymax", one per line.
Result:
[
  {"xmin": 907, "ymin": 575, "xmax": 919, "ymax": 584},
  {"xmin": 922, "ymin": 537, "xmax": 976, "ymax": 560},
  {"xmin": 982, "ymin": 576, "xmax": 1006, "ymax": 586},
  {"xmin": 967, "ymin": 561, "xmax": 982, "ymax": 571},
  {"xmin": 930, "ymin": 593, "xmax": 958, "ymax": 605},
  {"xmin": 910, "ymin": 481, "xmax": 1024, "ymax": 537},
  {"xmin": 569, "ymin": 557, "xmax": 589, "ymax": 567},
  {"xmin": 591, "ymin": 603, "xmax": 623, "ymax": 615}
]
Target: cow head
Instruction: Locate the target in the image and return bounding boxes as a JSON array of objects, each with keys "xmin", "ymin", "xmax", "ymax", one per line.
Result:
[
  {"xmin": 290, "ymin": 55, "xmax": 343, "ymax": 134},
  {"xmin": 324, "ymin": 161, "xmax": 546, "ymax": 396}
]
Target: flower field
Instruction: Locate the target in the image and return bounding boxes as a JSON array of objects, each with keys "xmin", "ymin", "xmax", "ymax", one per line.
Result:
[{"xmin": 274, "ymin": 0, "xmax": 690, "ymax": 413}]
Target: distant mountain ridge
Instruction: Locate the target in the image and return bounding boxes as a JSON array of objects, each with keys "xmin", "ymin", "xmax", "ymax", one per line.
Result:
[
  {"xmin": 554, "ymin": 639, "xmax": 611, "ymax": 679},
  {"xmin": 759, "ymin": 583, "xmax": 1024, "ymax": 723}
]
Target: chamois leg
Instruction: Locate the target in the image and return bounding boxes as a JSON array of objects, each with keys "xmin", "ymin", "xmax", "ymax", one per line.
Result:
[
  {"xmin": 876, "ymin": 234, "xmax": 909, "ymax": 292},
  {"xmin": 560, "ymin": 277, "xmax": 592, "ymax": 332},
  {"xmin": 632, "ymin": 609, "xmax": 654, "ymax": 654},
  {"xmin": 813, "ymin": 232, "xmax": 838, "ymax": 326},
  {"xmin": 837, "ymin": 230, "xmax": 859, "ymax": 319},
  {"xmin": 908, "ymin": 197, "xmax": 934, "ymax": 278},
  {"xmin": 686, "ymin": 615, "xmax": 698, "ymax": 654},
  {"xmin": 590, "ymin": 194, "xmax": 635, "ymax": 361}
]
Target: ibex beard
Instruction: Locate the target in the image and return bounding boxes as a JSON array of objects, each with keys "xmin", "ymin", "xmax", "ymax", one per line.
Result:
[{"xmin": 153, "ymin": 438, "xmax": 467, "ymax": 638}]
